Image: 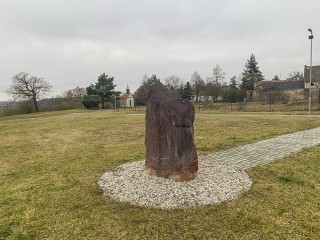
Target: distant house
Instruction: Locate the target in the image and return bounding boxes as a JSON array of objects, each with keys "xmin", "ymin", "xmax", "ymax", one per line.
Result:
[
  {"xmin": 119, "ymin": 85, "xmax": 134, "ymax": 107},
  {"xmin": 250, "ymin": 78, "xmax": 305, "ymax": 102},
  {"xmin": 304, "ymin": 65, "xmax": 320, "ymax": 88},
  {"xmin": 245, "ymin": 64, "xmax": 320, "ymax": 102},
  {"xmin": 255, "ymin": 79, "xmax": 304, "ymax": 91}
]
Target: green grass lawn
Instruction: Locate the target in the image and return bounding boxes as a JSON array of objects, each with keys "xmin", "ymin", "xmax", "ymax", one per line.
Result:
[{"xmin": 1, "ymin": 109, "xmax": 320, "ymax": 239}]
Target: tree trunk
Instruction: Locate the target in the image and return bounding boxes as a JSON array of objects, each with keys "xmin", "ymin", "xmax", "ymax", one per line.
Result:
[
  {"xmin": 101, "ymin": 96, "xmax": 105, "ymax": 109},
  {"xmin": 32, "ymin": 94, "xmax": 39, "ymax": 112},
  {"xmin": 318, "ymin": 88, "xmax": 320, "ymax": 111},
  {"xmin": 250, "ymin": 90, "xmax": 253, "ymax": 102}
]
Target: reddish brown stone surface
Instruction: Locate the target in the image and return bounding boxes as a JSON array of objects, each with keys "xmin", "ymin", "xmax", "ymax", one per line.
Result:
[{"xmin": 145, "ymin": 84, "xmax": 198, "ymax": 182}]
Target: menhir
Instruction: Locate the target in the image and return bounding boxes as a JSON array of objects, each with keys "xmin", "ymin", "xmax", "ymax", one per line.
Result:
[{"xmin": 145, "ymin": 83, "xmax": 198, "ymax": 182}]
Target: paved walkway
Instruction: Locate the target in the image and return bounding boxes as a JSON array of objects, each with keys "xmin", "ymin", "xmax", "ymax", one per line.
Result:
[{"xmin": 200, "ymin": 126, "xmax": 320, "ymax": 170}]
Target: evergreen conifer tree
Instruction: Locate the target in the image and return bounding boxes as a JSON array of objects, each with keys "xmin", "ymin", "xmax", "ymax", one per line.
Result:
[
  {"xmin": 182, "ymin": 81, "xmax": 193, "ymax": 100},
  {"xmin": 86, "ymin": 73, "xmax": 118, "ymax": 109},
  {"xmin": 240, "ymin": 54, "xmax": 264, "ymax": 99},
  {"xmin": 134, "ymin": 74, "xmax": 161, "ymax": 106}
]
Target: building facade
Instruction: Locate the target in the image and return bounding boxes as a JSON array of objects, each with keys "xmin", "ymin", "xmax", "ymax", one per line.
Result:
[
  {"xmin": 255, "ymin": 79, "xmax": 305, "ymax": 91},
  {"xmin": 304, "ymin": 65, "xmax": 320, "ymax": 88},
  {"xmin": 119, "ymin": 85, "xmax": 134, "ymax": 107}
]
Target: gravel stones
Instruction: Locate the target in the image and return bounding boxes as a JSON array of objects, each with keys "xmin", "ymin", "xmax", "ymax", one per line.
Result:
[
  {"xmin": 98, "ymin": 159, "xmax": 252, "ymax": 209},
  {"xmin": 98, "ymin": 125, "xmax": 320, "ymax": 209}
]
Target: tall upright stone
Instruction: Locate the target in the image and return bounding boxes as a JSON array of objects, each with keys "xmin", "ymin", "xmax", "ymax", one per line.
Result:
[{"xmin": 145, "ymin": 83, "xmax": 198, "ymax": 182}]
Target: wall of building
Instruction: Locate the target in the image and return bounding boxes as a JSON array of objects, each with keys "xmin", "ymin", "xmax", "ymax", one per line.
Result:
[
  {"xmin": 304, "ymin": 65, "xmax": 320, "ymax": 85},
  {"xmin": 120, "ymin": 97, "xmax": 134, "ymax": 107},
  {"xmin": 251, "ymin": 88, "xmax": 320, "ymax": 103},
  {"xmin": 251, "ymin": 89, "xmax": 302, "ymax": 103},
  {"xmin": 258, "ymin": 80, "xmax": 304, "ymax": 91}
]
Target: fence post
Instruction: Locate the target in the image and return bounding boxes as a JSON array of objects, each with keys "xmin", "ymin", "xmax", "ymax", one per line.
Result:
[{"xmin": 269, "ymin": 91, "xmax": 272, "ymax": 111}]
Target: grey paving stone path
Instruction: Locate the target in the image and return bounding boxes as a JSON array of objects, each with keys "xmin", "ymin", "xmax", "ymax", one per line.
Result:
[{"xmin": 200, "ymin": 126, "xmax": 320, "ymax": 170}]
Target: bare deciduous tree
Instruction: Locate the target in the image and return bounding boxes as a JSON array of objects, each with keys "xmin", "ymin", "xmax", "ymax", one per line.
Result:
[
  {"xmin": 205, "ymin": 77, "xmax": 221, "ymax": 102},
  {"xmin": 212, "ymin": 64, "xmax": 226, "ymax": 85},
  {"xmin": 288, "ymin": 71, "xmax": 303, "ymax": 80},
  {"xmin": 63, "ymin": 86, "xmax": 86, "ymax": 99},
  {"xmin": 164, "ymin": 75, "xmax": 183, "ymax": 90},
  {"xmin": 191, "ymin": 71, "xmax": 205, "ymax": 102},
  {"xmin": 62, "ymin": 86, "xmax": 87, "ymax": 108},
  {"xmin": 7, "ymin": 72, "xmax": 52, "ymax": 112}
]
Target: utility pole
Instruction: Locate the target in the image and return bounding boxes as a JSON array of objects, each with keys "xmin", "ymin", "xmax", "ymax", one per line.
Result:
[{"xmin": 308, "ymin": 29, "xmax": 313, "ymax": 113}]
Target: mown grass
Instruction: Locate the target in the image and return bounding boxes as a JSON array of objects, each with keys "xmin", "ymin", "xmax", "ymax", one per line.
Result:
[{"xmin": 1, "ymin": 109, "xmax": 320, "ymax": 239}]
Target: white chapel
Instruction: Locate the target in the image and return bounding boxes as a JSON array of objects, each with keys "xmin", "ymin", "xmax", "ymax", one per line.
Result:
[{"xmin": 119, "ymin": 84, "xmax": 134, "ymax": 107}]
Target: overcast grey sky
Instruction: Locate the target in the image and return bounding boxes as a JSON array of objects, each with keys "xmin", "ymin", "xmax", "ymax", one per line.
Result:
[{"xmin": 0, "ymin": 0, "xmax": 319, "ymax": 101}]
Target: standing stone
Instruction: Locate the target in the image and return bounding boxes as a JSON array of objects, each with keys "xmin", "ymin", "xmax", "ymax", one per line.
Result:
[{"xmin": 145, "ymin": 83, "xmax": 198, "ymax": 182}]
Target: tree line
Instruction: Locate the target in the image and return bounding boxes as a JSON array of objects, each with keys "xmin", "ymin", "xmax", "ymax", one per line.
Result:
[
  {"xmin": 5, "ymin": 72, "xmax": 119, "ymax": 114},
  {"xmin": 4, "ymin": 53, "xmax": 304, "ymax": 115},
  {"xmin": 134, "ymin": 54, "xmax": 304, "ymax": 106},
  {"xmin": 134, "ymin": 54, "xmax": 264, "ymax": 105}
]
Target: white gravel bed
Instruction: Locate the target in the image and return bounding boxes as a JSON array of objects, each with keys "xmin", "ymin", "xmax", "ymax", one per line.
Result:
[{"xmin": 98, "ymin": 160, "xmax": 253, "ymax": 209}]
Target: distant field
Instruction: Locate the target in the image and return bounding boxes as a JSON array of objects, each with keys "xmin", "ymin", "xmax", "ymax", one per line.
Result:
[{"xmin": 1, "ymin": 109, "xmax": 320, "ymax": 239}]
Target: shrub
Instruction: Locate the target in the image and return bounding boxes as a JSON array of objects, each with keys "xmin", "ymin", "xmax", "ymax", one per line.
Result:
[
  {"xmin": 0, "ymin": 100, "xmax": 35, "ymax": 116},
  {"xmin": 102, "ymin": 101, "xmax": 114, "ymax": 109},
  {"xmin": 82, "ymin": 95, "xmax": 101, "ymax": 109}
]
